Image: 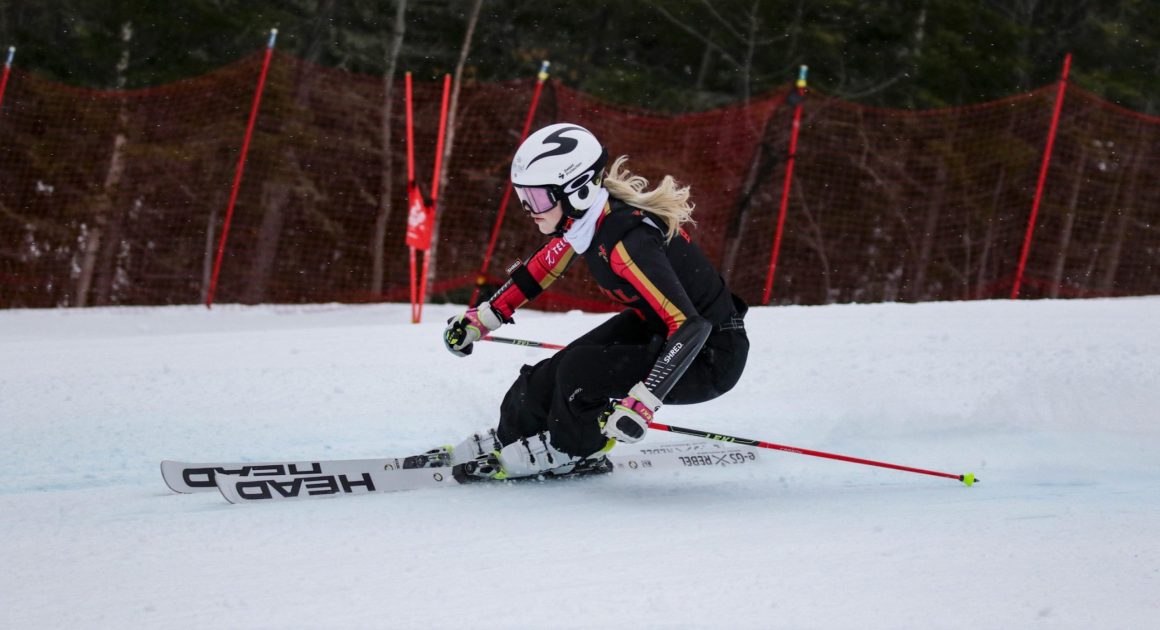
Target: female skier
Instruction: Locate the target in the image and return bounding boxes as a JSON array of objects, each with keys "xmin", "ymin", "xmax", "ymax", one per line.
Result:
[{"xmin": 440, "ymin": 123, "xmax": 749, "ymax": 481}]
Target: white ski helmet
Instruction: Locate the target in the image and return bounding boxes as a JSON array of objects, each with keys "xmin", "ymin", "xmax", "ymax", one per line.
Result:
[{"xmin": 511, "ymin": 123, "xmax": 608, "ymax": 218}]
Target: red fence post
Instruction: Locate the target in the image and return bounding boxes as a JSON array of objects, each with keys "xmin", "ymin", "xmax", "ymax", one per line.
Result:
[
  {"xmin": 762, "ymin": 65, "xmax": 808, "ymax": 305},
  {"xmin": 470, "ymin": 60, "xmax": 551, "ymax": 307},
  {"xmin": 206, "ymin": 29, "xmax": 278, "ymax": 308},
  {"xmin": 0, "ymin": 47, "xmax": 14, "ymax": 112},
  {"xmin": 1011, "ymin": 53, "xmax": 1071, "ymax": 300}
]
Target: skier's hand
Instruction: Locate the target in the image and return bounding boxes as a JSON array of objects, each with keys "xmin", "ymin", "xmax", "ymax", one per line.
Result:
[
  {"xmin": 443, "ymin": 302, "xmax": 503, "ymax": 357},
  {"xmin": 600, "ymin": 382, "xmax": 662, "ymax": 443}
]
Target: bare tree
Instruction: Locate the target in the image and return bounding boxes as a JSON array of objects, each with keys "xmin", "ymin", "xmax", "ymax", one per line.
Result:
[
  {"xmin": 371, "ymin": 0, "xmax": 408, "ymax": 296},
  {"xmin": 426, "ymin": 0, "xmax": 483, "ymax": 291},
  {"xmin": 1099, "ymin": 121, "xmax": 1149, "ymax": 294},
  {"xmin": 75, "ymin": 21, "xmax": 131, "ymax": 307},
  {"xmin": 1049, "ymin": 143, "xmax": 1088, "ymax": 297},
  {"xmin": 241, "ymin": 1, "xmax": 334, "ymax": 305},
  {"xmin": 646, "ymin": 0, "xmax": 774, "ymax": 102}
]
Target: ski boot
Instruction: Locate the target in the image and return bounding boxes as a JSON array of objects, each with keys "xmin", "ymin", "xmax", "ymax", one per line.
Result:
[
  {"xmin": 403, "ymin": 428, "xmax": 502, "ymax": 471},
  {"xmin": 448, "ymin": 428, "xmax": 505, "ymax": 482},
  {"xmin": 452, "ymin": 431, "xmax": 615, "ymax": 483}
]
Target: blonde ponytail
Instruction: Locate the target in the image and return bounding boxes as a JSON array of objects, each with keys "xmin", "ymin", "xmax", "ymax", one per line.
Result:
[{"xmin": 602, "ymin": 156, "xmax": 695, "ymax": 242}]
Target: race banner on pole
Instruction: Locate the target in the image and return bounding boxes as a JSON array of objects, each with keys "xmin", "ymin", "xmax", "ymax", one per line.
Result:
[{"xmin": 405, "ymin": 183, "xmax": 434, "ymax": 251}]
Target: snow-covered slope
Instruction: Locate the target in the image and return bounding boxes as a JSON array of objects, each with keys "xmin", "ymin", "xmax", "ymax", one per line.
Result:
[{"xmin": 2, "ymin": 298, "xmax": 1158, "ymax": 628}]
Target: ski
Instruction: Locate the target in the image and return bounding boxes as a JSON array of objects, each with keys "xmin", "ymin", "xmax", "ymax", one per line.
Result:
[
  {"xmin": 213, "ymin": 442, "xmax": 763, "ymax": 504},
  {"xmin": 161, "ymin": 456, "xmax": 421, "ymax": 494}
]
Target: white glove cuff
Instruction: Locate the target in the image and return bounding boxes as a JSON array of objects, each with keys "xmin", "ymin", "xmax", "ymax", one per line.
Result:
[
  {"xmin": 476, "ymin": 301, "xmax": 504, "ymax": 331},
  {"xmin": 628, "ymin": 381, "xmax": 662, "ymax": 411}
]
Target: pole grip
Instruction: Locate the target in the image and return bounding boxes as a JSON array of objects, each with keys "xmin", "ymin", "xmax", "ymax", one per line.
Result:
[{"xmin": 5, "ymin": 46, "xmax": 14, "ymax": 67}]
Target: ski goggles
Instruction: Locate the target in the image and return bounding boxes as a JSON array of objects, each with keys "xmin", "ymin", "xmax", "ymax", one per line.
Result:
[{"xmin": 514, "ymin": 185, "xmax": 560, "ymax": 215}]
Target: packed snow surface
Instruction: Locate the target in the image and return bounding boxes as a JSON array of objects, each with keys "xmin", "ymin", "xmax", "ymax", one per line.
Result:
[{"xmin": 2, "ymin": 298, "xmax": 1158, "ymax": 629}]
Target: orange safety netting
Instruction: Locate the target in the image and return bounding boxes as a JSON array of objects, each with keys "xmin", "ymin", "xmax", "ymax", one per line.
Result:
[{"xmin": 1, "ymin": 50, "xmax": 1158, "ymax": 310}]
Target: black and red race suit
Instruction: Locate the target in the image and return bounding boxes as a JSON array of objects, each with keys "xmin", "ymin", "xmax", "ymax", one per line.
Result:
[{"xmin": 486, "ymin": 197, "xmax": 749, "ymax": 457}]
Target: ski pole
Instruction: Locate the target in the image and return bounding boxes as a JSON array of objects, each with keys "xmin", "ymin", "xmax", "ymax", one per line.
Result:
[
  {"xmin": 481, "ymin": 335, "xmax": 566, "ymax": 351},
  {"xmin": 648, "ymin": 421, "xmax": 977, "ymax": 486},
  {"xmin": 475, "ymin": 336, "xmax": 974, "ymax": 485}
]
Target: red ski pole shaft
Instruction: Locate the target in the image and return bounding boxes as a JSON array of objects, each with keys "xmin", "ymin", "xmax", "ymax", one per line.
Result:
[
  {"xmin": 648, "ymin": 421, "xmax": 977, "ymax": 485},
  {"xmin": 481, "ymin": 335, "xmax": 566, "ymax": 351},
  {"xmin": 468, "ymin": 338, "xmax": 974, "ymax": 484}
]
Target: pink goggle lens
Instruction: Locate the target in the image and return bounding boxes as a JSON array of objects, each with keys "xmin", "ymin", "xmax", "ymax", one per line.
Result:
[{"xmin": 515, "ymin": 186, "xmax": 557, "ymax": 214}]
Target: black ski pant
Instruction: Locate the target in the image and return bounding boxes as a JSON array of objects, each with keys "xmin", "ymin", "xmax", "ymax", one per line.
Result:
[{"xmin": 495, "ymin": 309, "xmax": 749, "ymax": 458}]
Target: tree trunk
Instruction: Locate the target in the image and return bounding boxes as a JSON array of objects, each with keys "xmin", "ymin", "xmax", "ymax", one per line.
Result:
[
  {"xmin": 242, "ymin": 1, "xmax": 332, "ymax": 304},
  {"xmin": 694, "ymin": 30, "xmax": 714, "ymax": 92},
  {"xmin": 427, "ymin": 0, "xmax": 484, "ymax": 294},
  {"xmin": 201, "ymin": 205, "xmax": 218, "ymax": 304},
  {"xmin": 241, "ymin": 182, "xmax": 291, "ymax": 304},
  {"xmin": 794, "ymin": 184, "xmax": 831, "ymax": 303},
  {"xmin": 1049, "ymin": 145, "xmax": 1087, "ymax": 297},
  {"xmin": 372, "ymin": 0, "xmax": 408, "ymax": 297},
  {"xmin": 908, "ymin": 162, "xmax": 946, "ymax": 301},
  {"xmin": 739, "ymin": 0, "xmax": 759, "ymax": 102},
  {"xmin": 975, "ymin": 178, "xmax": 998, "ymax": 299},
  {"xmin": 722, "ymin": 105, "xmax": 780, "ymax": 284},
  {"xmin": 1098, "ymin": 123, "xmax": 1148, "ymax": 294},
  {"xmin": 76, "ymin": 21, "xmax": 132, "ymax": 307}
]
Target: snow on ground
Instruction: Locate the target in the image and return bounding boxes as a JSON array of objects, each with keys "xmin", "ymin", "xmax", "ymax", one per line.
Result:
[{"xmin": 1, "ymin": 298, "xmax": 1158, "ymax": 629}]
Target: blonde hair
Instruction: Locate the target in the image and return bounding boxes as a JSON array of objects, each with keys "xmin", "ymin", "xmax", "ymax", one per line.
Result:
[{"xmin": 602, "ymin": 155, "xmax": 695, "ymax": 243}]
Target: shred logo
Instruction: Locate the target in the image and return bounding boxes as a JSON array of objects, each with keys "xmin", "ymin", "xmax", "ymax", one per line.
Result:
[
  {"xmin": 528, "ymin": 126, "xmax": 586, "ymax": 167},
  {"xmin": 662, "ymin": 342, "xmax": 684, "ymax": 363},
  {"xmin": 182, "ymin": 463, "xmax": 323, "ymax": 489},
  {"xmin": 233, "ymin": 473, "xmax": 376, "ymax": 500}
]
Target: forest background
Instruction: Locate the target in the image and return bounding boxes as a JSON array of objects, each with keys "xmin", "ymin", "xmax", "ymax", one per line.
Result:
[
  {"xmin": 3, "ymin": 0, "xmax": 1158, "ymax": 115},
  {"xmin": 3, "ymin": 1, "xmax": 1159, "ymax": 310}
]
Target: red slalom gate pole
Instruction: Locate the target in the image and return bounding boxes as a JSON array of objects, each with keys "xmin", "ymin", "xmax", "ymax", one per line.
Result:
[
  {"xmin": 206, "ymin": 29, "xmax": 278, "ymax": 308},
  {"xmin": 429, "ymin": 75, "xmax": 451, "ymax": 209},
  {"xmin": 470, "ymin": 60, "xmax": 551, "ymax": 307},
  {"xmin": 648, "ymin": 421, "xmax": 977, "ymax": 485},
  {"xmin": 416, "ymin": 74, "xmax": 451, "ymax": 323},
  {"xmin": 1012, "ymin": 53, "xmax": 1071, "ymax": 300},
  {"xmin": 0, "ymin": 47, "xmax": 15, "ymax": 112},
  {"xmin": 762, "ymin": 65, "xmax": 808, "ymax": 305},
  {"xmin": 405, "ymin": 72, "xmax": 419, "ymax": 322}
]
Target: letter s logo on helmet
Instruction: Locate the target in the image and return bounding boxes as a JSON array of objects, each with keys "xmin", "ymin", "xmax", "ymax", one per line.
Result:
[
  {"xmin": 512, "ymin": 123, "xmax": 608, "ymax": 216},
  {"xmin": 527, "ymin": 125, "xmax": 583, "ymax": 168}
]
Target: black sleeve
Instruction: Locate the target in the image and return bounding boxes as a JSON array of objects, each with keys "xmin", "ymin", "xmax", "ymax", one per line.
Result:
[
  {"xmin": 643, "ymin": 316, "xmax": 712, "ymax": 400},
  {"xmin": 609, "ymin": 227, "xmax": 710, "ymax": 401}
]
